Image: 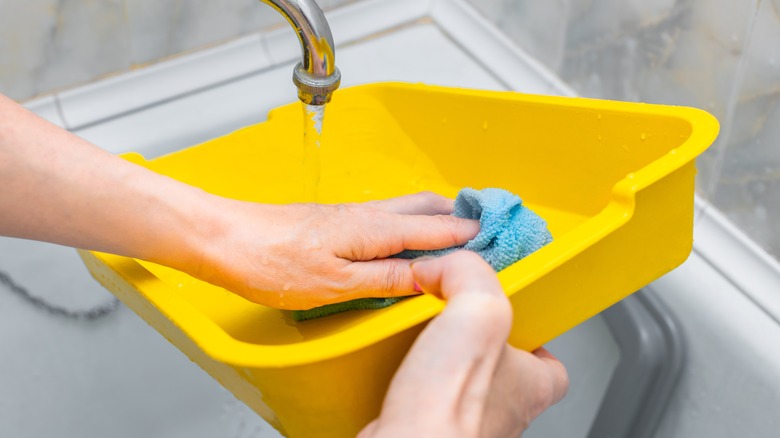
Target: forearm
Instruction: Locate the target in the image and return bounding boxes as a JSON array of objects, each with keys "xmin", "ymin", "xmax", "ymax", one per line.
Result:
[{"xmin": 0, "ymin": 93, "xmax": 216, "ymax": 269}]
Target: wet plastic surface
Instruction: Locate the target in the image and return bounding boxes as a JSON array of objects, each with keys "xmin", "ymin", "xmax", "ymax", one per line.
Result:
[{"xmin": 80, "ymin": 82, "xmax": 718, "ymax": 437}]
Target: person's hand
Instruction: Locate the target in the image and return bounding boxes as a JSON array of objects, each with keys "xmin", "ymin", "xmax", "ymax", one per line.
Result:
[
  {"xmin": 189, "ymin": 192, "xmax": 480, "ymax": 310},
  {"xmin": 359, "ymin": 251, "xmax": 569, "ymax": 438},
  {"xmin": 0, "ymin": 94, "xmax": 480, "ymax": 310}
]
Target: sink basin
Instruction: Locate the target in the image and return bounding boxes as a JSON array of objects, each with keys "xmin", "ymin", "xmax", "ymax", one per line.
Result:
[{"xmin": 79, "ymin": 82, "xmax": 718, "ymax": 437}]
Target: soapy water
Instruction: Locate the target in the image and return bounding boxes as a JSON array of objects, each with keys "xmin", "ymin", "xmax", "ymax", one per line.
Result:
[{"xmin": 302, "ymin": 103, "xmax": 325, "ymax": 202}]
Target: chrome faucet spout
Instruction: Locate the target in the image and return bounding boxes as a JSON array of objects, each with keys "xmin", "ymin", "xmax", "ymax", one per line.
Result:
[{"xmin": 260, "ymin": 0, "xmax": 341, "ymax": 105}]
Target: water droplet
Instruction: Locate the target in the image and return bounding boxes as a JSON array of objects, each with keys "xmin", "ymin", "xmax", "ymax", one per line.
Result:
[
  {"xmin": 283, "ymin": 284, "xmax": 291, "ymax": 291},
  {"xmin": 597, "ymin": 135, "xmax": 603, "ymax": 141},
  {"xmin": 597, "ymin": 114, "xmax": 603, "ymax": 120},
  {"xmin": 640, "ymin": 132, "xmax": 647, "ymax": 141},
  {"xmin": 441, "ymin": 117, "xmax": 448, "ymax": 124},
  {"xmin": 621, "ymin": 144, "xmax": 629, "ymax": 151},
  {"xmin": 482, "ymin": 121, "xmax": 488, "ymax": 131},
  {"xmin": 626, "ymin": 172, "xmax": 635, "ymax": 179}
]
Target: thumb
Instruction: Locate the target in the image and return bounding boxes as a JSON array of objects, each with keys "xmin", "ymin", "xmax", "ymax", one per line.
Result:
[
  {"xmin": 411, "ymin": 250, "xmax": 505, "ymax": 302},
  {"xmin": 375, "ymin": 251, "xmax": 513, "ymax": 431},
  {"xmin": 409, "ymin": 250, "xmax": 512, "ymax": 351}
]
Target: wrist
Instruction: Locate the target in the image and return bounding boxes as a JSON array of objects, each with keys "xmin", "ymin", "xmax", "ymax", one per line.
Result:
[{"xmin": 149, "ymin": 186, "xmax": 228, "ymax": 277}]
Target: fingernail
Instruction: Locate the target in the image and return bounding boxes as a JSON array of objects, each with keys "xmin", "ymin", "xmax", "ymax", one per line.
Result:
[{"xmin": 410, "ymin": 256, "xmax": 437, "ymax": 294}]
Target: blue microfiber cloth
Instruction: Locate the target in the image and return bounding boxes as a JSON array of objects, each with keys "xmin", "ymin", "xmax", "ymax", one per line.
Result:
[{"xmin": 291, "ymin": 188, "xmax": 553, "ymax": 321}]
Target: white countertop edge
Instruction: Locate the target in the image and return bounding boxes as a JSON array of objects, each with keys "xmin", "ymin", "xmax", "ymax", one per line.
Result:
[
  {"xmin": 22, "ymin": 95, "xmax": 66, "ymax": 128},
  {"xmin": 56, "ymin": 33, "xmax": 271, "ymax": 131},
  {"xmin": 693, "ymin": 197, "xmax": 780, "ymax": 322}
]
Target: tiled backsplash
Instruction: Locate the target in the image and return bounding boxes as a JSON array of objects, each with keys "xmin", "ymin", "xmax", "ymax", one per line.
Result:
[
  {"xmin": 0, "ymin": 0, "xmax": 356, "ymax": 101},
  {"xmin": 468, "ymin": 0, "xmax": 780, "ymax": 261}
]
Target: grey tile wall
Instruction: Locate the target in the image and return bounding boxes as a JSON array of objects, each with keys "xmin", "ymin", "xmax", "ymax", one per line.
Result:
[
  {"xmin": 0, "ymin": 0, "xmax": 357, "ymax": 101},
  {"xmin": 468, "ymin": 0, "xmax": 780, "ymax": 260}
]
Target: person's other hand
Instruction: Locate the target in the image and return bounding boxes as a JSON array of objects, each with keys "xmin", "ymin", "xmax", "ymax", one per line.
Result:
[
  {"xmin": 191, "ymin": 192, "xmax": 480, "ymax": 310},
  {"xmin": 359, "ymin": 251, "xmax": 569, "ymax": 438}
]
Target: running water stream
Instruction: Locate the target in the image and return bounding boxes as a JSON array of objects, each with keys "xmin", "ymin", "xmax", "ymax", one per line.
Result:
[{"xmin": 302, "ymin": 103, "xmax": 325, "ymax": 201}]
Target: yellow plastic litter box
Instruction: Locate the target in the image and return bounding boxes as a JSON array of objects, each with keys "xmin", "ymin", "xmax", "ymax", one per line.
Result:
[{"xmin": 79, "ymin": 83, "xmax": 718, "ymax": 437}]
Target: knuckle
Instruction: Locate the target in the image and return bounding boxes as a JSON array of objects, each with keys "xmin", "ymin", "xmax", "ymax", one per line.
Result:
[
  {"xmin": 437, "ymin": 213, "xmax": 459, "ymax": 226},
  {"xmin": 530, "ymin": 378, "xmax": 560, "ymax": 418},
  {"xmin": 349, "ymin": 238, "xmax": 367, "ymax": 260},
  {"xmin": 332, "ymin": 202, "xmax": 361, "ymax": 217},
  {"xmin": 381, "ymin": 263, "xmax": 406, "ymax": 296},
  {"xmin": 435, "ymin": 215, "xmax": 462, "ymax": 242},
  {"xmin": 330, "ymin": 269, "xmax": 357, "ymax": 292},
  {"xmin": 417, "ymin": 190, "xmax": 440, "ymax": 203},
  {"xmin": 422, "ymin": 190, "xmax": 451, "ymax": 210},
  {"xmin": 467, "ymin": 294, "xmax": 512, "ymax": 328}
]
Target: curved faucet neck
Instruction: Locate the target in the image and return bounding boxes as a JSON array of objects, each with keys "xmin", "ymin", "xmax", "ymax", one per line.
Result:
[{"xmin": 260, "ymin": 0, "xmax": 341, "ymax": 105}]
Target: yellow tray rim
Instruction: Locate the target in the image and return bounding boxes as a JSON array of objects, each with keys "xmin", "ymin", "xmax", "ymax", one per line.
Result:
[{"xmin": 86, "ymin": 83, "xmax": 720, "ymax": 368}]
